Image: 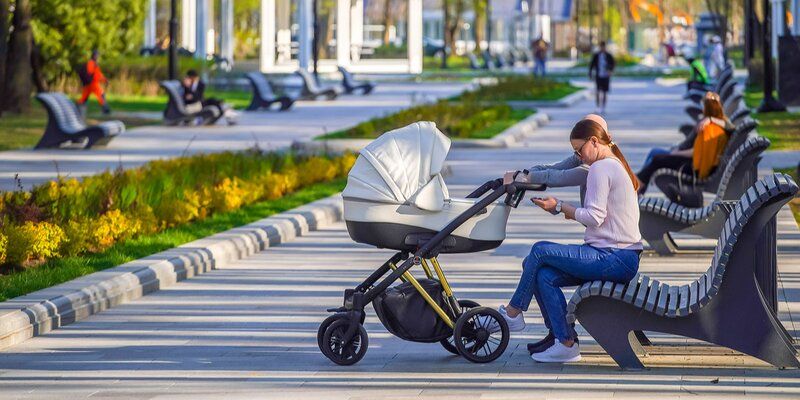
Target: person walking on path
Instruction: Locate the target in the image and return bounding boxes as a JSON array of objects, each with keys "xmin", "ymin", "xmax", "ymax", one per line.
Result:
[
  {"xmin": 496, "ymin": 114, "xmax": 643, "ymax": 363},
  {"xmin": 77, "ymin": 50, "xmax": 110, "ymax": 114},
  {"xmin": 588, "ymin": 41, "xmax": 615, "ymax": 115},
  {"xmin": 708, "ymin": 36, "xmax": 725, "ymax": 79},
  {"xmin": 532, "ymin": 37, "xmax": 549, "ymax": 77}
]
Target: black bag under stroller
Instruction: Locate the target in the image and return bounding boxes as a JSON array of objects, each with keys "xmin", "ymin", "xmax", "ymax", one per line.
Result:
[{"xmin": 373, "ymin": 279, "xmax": 452, "ymax": 342}]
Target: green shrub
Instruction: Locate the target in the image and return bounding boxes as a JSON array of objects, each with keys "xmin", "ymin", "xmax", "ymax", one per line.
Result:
[{"xmin": 0, "ymin": 151, "xmax": 357, "ymax": 271}]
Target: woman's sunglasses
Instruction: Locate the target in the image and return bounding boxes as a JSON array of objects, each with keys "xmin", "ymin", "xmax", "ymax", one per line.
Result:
[{"xmin": 573, "ymin": 139, "xmax": 590, "ymax": 158}]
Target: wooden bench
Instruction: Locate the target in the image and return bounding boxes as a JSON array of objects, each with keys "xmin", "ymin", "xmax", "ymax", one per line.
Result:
[
  {"xmin": 338, "ymin": 66, "xmax": 375, "ymax": 95},
  {"xmin": 481, "ymin": 51, "xmax": 497, "ymax": 71},
  {"xmin": 652, "ymin": 120, "xmax": 759, "ymax": 201},
  {"xmin": 467, "ymin": 52, "xmax": 482, "ymax": 70},
  {"xmin": 244, "ymin": 72, "xmax": 295, "ymax": 111},
  {"xmin": 567, "ymin": 173, "xmax": 800, "ymax": 370},
  {"xmin": 650, "ymin": 120, "xmax": 769, "ymax": 201},
  {"xmin": 34, "ymin": 93, "xmax": 124, "ymax": 149},
  {"xmin": 684, "ymin": 65, "xmax": 733, "ymax": 103},
  {"xmin": 295, "ymin": 69, "xmax": 342, "ymax": 100},
  {"xmin": 159, "ymin": 80, "xmax": 223, "ymax": 126},
  {"xmin": 641, "ymin": 136, "xmax": 771, "ymax": 254}
]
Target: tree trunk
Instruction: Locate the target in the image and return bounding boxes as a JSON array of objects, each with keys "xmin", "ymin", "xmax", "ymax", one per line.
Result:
[
  {"xmin": 382, "ymin": 0, "xmax": 393, "ymax": 46},
  {"xmin": 3, "ymin": 0, "xmax": 33, "ymax": 114},
  {"xmin": 30, "ymin": 30, "xmax": 47, "ymax": 92},
  {"xmin": 442, "ymin": 0, "xmax": 451, "ymax": 68},
  {"xmin": 472, "ymin": 0, "xmax": 485, "ymax": 52},
  {"xmin": 0, "ymin": 0, "xmax": 10, "ymax": 100}
]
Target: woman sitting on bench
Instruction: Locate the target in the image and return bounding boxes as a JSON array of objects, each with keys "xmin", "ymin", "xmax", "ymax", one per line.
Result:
[
  {"xmin": 635, "ymin": 91, "xmax": 731, "ymax": 194},
  {"xmin": 497, "ymin": 114, "xmax": 643, "ymax": 363}
]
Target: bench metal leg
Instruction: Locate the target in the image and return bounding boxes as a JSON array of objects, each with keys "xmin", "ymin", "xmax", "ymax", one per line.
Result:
[{"xmin": 577, "ymin": 299, "xmax": 646, "ymax": 370}]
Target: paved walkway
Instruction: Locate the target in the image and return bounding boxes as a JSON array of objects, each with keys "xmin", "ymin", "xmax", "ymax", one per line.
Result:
[
  {"xmin": 0, "ymin": 82, "xmax": 468, "ymax": 191},
  {"xmin": 1, "ymin": 80, "xmax": 799, "ymax": 399}
]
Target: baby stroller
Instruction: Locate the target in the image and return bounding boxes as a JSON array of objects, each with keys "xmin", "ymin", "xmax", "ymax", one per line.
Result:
[{"xmin": 318, "ymin": 122, "xmax": 545, "ymax": 365}]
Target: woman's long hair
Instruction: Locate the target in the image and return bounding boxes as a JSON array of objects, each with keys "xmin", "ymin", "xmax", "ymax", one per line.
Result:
[
  {"xmin": 570, "ymin": 119, "xmax": 640, "ymax": 192},
  {"xmin": 702, "ymin": 92, "xmax": 729, "ymax": 122}
]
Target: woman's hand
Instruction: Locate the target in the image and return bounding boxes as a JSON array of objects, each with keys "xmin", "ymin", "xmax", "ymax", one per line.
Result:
[
  {"xmin": 503, "ymin": 171, "xmax": 530, "ymax": 184},
  {"xmin": 532, "ymin": 196, "xmax": 558, "ymax": 213}
]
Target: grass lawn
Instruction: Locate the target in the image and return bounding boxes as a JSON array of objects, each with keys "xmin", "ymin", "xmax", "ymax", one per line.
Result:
[
  {"xmin": 0, "ymin": 178, "xmax": 346, "ymax": 301},
  {"xmin": 744, "ymin": 86, "xmax": 800, "ymax": 150},
  {"xmin": 777, "ymin": 168, "xmax": 800, "ymax": 228},
  {"xmin": 457, "ymin": 76, "xmax": 580, "ymax": 102},
  {"xmin": 0, "ymin": 89, "xmax": 251, "ymax": 151}
]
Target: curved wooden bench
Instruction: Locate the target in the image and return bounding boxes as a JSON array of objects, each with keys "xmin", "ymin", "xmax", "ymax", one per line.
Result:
[
  {"xmin": 295, "ymin": 69, "xmax": 342, "ymax": 100},
  {"xmin": 651, "ymin": 120, "xmax": 760, "ymax": 201},
  {"xmin": 159, "ymin": 80, "xmax": 222, "ymax": 126},
  {"xmin": 34, "ymin": 93, "xmax": 124, "ymax": 149},
  {"xmin": 338, "ymin": 67, "xmax": 375, "ymax": 95},
  {"xmin": 244, "ymin": 72, "xmax": 295, "ymax": 111},
  {"xmin": 642, "ymin": 136, "xmax": 771, "ymax": 254},
  {"xmin": 568, "ymin": 173, "xmax": 800, "ymax": 370}
]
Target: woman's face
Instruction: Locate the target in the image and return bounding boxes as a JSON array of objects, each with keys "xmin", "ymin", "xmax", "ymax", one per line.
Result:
[{"xmin": 571, "ymin": 137, "xmax": 600, "ymax": 165}]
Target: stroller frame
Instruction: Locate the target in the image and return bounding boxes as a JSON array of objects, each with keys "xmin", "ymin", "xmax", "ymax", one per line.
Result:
[{"xmin": 319, "ymin": 176, "xmax": 545, "ymax": 365}]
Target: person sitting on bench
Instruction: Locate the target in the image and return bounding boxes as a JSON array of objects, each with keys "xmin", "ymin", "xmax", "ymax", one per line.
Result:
[
  {"xmin": 636, "ymin": 92, "xmax": 731, "ymax": 194},
  {"xmin": 496, "ymin": 114, "xmax": 643, "ymax": 363},
  {"xmin": 183, "ymin": 70, "xmax": 238, "ymax": 124}
]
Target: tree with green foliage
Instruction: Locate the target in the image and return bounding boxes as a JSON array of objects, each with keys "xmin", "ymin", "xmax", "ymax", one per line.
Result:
[
  {"xmin": 0, "ymin": 0, "xmax": 9, "ymax": 95},
  {"xmin": 30, "ymin": 0, "xmax": 145, "ymax": 85}
]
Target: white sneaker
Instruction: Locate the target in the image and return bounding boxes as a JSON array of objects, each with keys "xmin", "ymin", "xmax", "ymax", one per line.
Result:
[
  {"xmin": 498, "ymin": 305, "xmax": 526, "ymax": 332},
  {"xmin": 474, "ymin": 305, "xmax": 525, "ymax": 333},
  {"xmin": 531, "ymin": 341, "xmax": 581, "ymax": 363}
]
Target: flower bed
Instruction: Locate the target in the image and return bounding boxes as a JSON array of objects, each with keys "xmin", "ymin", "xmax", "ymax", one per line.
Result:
[
  {"xmin": 0, "ymin": 150, "xmax": 356, "ymax": 272},
  {"xmin": 317, "ymin": 99, "xmax": 534, "ymax": 140},
  {"xmin": 458, "ymin": 76, "xmax": 581, "ymax": 102}
]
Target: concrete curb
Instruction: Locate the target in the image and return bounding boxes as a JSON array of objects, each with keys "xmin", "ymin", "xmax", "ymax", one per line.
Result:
[
  {"xmin": 506, "ymin": 88, "xmax": 591, "ymax": 109},
  {"xmin": 0, "ymin": 195, "xmax": 344, "ymax": 350},
  {"xmin": 291, "ymin": 111, "xmax": 550, "ymax": 153}
]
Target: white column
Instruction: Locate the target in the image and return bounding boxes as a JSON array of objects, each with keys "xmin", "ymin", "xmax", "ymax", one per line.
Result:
[
  {"xmin": 182, "ymin": 0, "xmax": 197, "ymax": 52},
  {"xmin": 350, "ymin": 0, "xmax": 363, "ymax": 61},
  {"xmin": 220, "ymin": 0, "xmax": 234, "ymax": 64},
  {"xmin": 298, "ymin": 0, "xmax": 312, "ymax": 70},
  {"xmin": 144, "ymin": 0, "xmax": 157, "ymax": 49},
  {"xmin": 195, "ymin": 0, "xmax": 208, "ymax": 59},
  {"xmin": 407, "ymin": 0, "xmax": 423, "ymax": 73},
  {"xmin": 792, "ymin": 0, "xmax": 800, "ymax": 34},
  {"xmin": 771, "ymin": 0, "xmax": 785, "ymax": 58},
  {"xmin": 260, "ymin": 0, "xmax": 276, "ymax": 72},
  {"xmin": 337, "ymin": 0, "xmax": 351, "ymax": 67}
]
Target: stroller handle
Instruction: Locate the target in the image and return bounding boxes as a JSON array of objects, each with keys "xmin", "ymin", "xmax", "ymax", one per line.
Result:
[{"xmin": 465, "ymin": 173, "xmax": 546, "ymax": 207}]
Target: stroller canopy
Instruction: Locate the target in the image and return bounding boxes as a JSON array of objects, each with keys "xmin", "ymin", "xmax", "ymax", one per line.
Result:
[{"xmin": 343, "ymin": 121, "xmax": 451, "ymax": 211}]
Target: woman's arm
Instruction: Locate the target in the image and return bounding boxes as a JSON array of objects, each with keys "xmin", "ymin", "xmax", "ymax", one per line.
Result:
[
  {"xmin": 573, "ymin": 166, "xmax": 610, "ymax": 228},
  {"xmin": 530, "ymin": 154, "xmax": 582, "ymax": 172},
  {"xmin": 526, "ymin": 155, "xmax": 588, "ymax": 188}
]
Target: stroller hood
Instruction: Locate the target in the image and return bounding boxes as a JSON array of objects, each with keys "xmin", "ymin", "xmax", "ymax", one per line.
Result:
[{"xmin": 342, "ymin": 121, "xmax": 451, "ymax": 211}]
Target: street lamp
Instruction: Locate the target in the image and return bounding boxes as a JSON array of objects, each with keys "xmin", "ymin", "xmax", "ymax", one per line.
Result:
[
  {"xmin": 168, "ymin": 0, "xmax": 178, "ymax": 80},
  {"xmin": 312, "ymin": 0, "xmax": 320, "ymax": 81},
  {"xmin": 758, "ymin": 0, "xmax": 787, "ymax": 112}
]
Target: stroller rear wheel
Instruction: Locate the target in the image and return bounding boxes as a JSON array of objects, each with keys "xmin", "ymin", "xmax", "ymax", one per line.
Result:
[
  {"xmin": 320, "ymin": 318, "xmax": 369, "ymax": 365},
  {"xmin": 440, "ymin": 299, "xmax": 481, "ymax": 355},
  {"xmin": 453, "ymin": 307, "xmax": 509, "ymax": 363}
]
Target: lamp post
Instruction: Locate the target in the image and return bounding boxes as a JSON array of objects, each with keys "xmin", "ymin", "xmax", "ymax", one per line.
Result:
[
  {"xmin": 758, "ymin": 0, "xmax": 787, "ymax": 112},
  {"xmin": 312, "ymin": 0, "xmax": 320, "ymax": 81},
  {"xmin": 168, "ymin": 0, "xmax": 178, "ymax": 80},
  {"xmin": 486, "ymin": 0, "xmax": 492, "ymax": 55}
]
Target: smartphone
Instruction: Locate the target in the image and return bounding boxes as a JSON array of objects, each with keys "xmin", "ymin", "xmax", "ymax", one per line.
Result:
[{"xmin": 530, "ymin": 196, "xmax": 545, "ymax": 201}]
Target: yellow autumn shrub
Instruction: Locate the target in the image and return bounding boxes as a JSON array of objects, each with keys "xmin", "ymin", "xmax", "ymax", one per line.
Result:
[
  {"xmin": 90, "ymin": 210, "xmax": 142, "ymax": 250},
  {"xmin": 209, "ymin": 178, "xmax": 246, "ymax": 213},
  {"xmin": 155, "ymin": 190, "xmax": 202, "ymax": 228},
  {"xmin": 4, "ymin": 221, "xmax": 65, "ymax": 265},
  {"xmin": 0, "ymin": 232, "xmax": 7, "ymax": 265}
]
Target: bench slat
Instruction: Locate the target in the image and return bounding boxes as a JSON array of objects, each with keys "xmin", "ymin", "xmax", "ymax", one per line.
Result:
[
  {"xmin": 689, "ymin": 280, "xmax": 700, "ymax": 313},
  {"xmin": 667, "ymin": 285, "xmax": 680, "ymax": 317},
  {"xmin": 590, "ymin": 281, "xmax": 603, "ymax": 296},
  {"xmin": 633, "ymin": 276, "xmax": 651, "ymax": 308},
  {"xmin": 654, "ymin": 282, "xmax": 669, "ymax": 315},
  {"xmin": 601, "ymin": 281, "xmax": 614, "ymax": 297},
  {"xmin": 678, "ymin": 285, "xmax": 690, "ymax": 317},
  {"xmin": 646, "ymin": 280, "xmax": 662, "ymax": 312},
  {"xmin": 611, "ymin": 282, "xmax": 627, "ymax": 299},
  {"xmin": 623, "ymin": 274, "xmax": 641, "ymax": 303}
]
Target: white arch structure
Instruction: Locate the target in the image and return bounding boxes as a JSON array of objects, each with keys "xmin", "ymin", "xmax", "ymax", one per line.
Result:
[{"xmin": 144, "ymin": 0, "xmax": 423, "ymax": 74}]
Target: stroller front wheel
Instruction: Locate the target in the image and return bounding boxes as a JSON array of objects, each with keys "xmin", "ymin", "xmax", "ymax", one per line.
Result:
[
  {"xmin": 440, "ymin": 299, "xmax": 481, "ymax": 355},
  {"xmin": 453, "ymin": 307, "xmax": 509, "ymax": 363},
  {"xmin": 320, "ymin": 318, "xmax": 369, "ymax": 366}
]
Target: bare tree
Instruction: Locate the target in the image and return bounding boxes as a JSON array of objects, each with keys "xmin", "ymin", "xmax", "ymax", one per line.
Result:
[
  {"xmin": 472, "ymin": 0, "xmax": 486, "ymax": 53},
  {"xmin": 382, "ymin": 0, "xmax": 393, "ymax": 46},
  {"xmin": 442, "ymin": 0, "xmax": 467, "ymax": 67},
  {"xmin": 2, "ymin": 0, "xmax": 33, "ymax": 114}
]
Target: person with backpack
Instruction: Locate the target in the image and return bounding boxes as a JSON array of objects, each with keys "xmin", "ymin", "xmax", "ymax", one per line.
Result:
[
  {"xmin": 77, "ymin": 50, "xmax": 110, "ymax": 114},
  {"xmin": 588, "ymin": 42, "xmax": 615, "ymax": 115}
]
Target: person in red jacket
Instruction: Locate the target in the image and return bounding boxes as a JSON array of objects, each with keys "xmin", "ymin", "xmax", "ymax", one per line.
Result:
[{"xmin": 77, "ymin": 50, "xmax": 110, "ymax": 114}]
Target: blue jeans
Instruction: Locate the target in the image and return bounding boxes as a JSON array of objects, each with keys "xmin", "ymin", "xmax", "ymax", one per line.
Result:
[
  {"xmin": 643, "ymin": 147, "xmax": 670, "ymax": 168},
  {"xmin": 509, "ymin": 241, "xmax": 640, "ymax": 342},
  {"xmin": 533, "ymin": 59, "xmax": 546, "ymax": 76}
]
